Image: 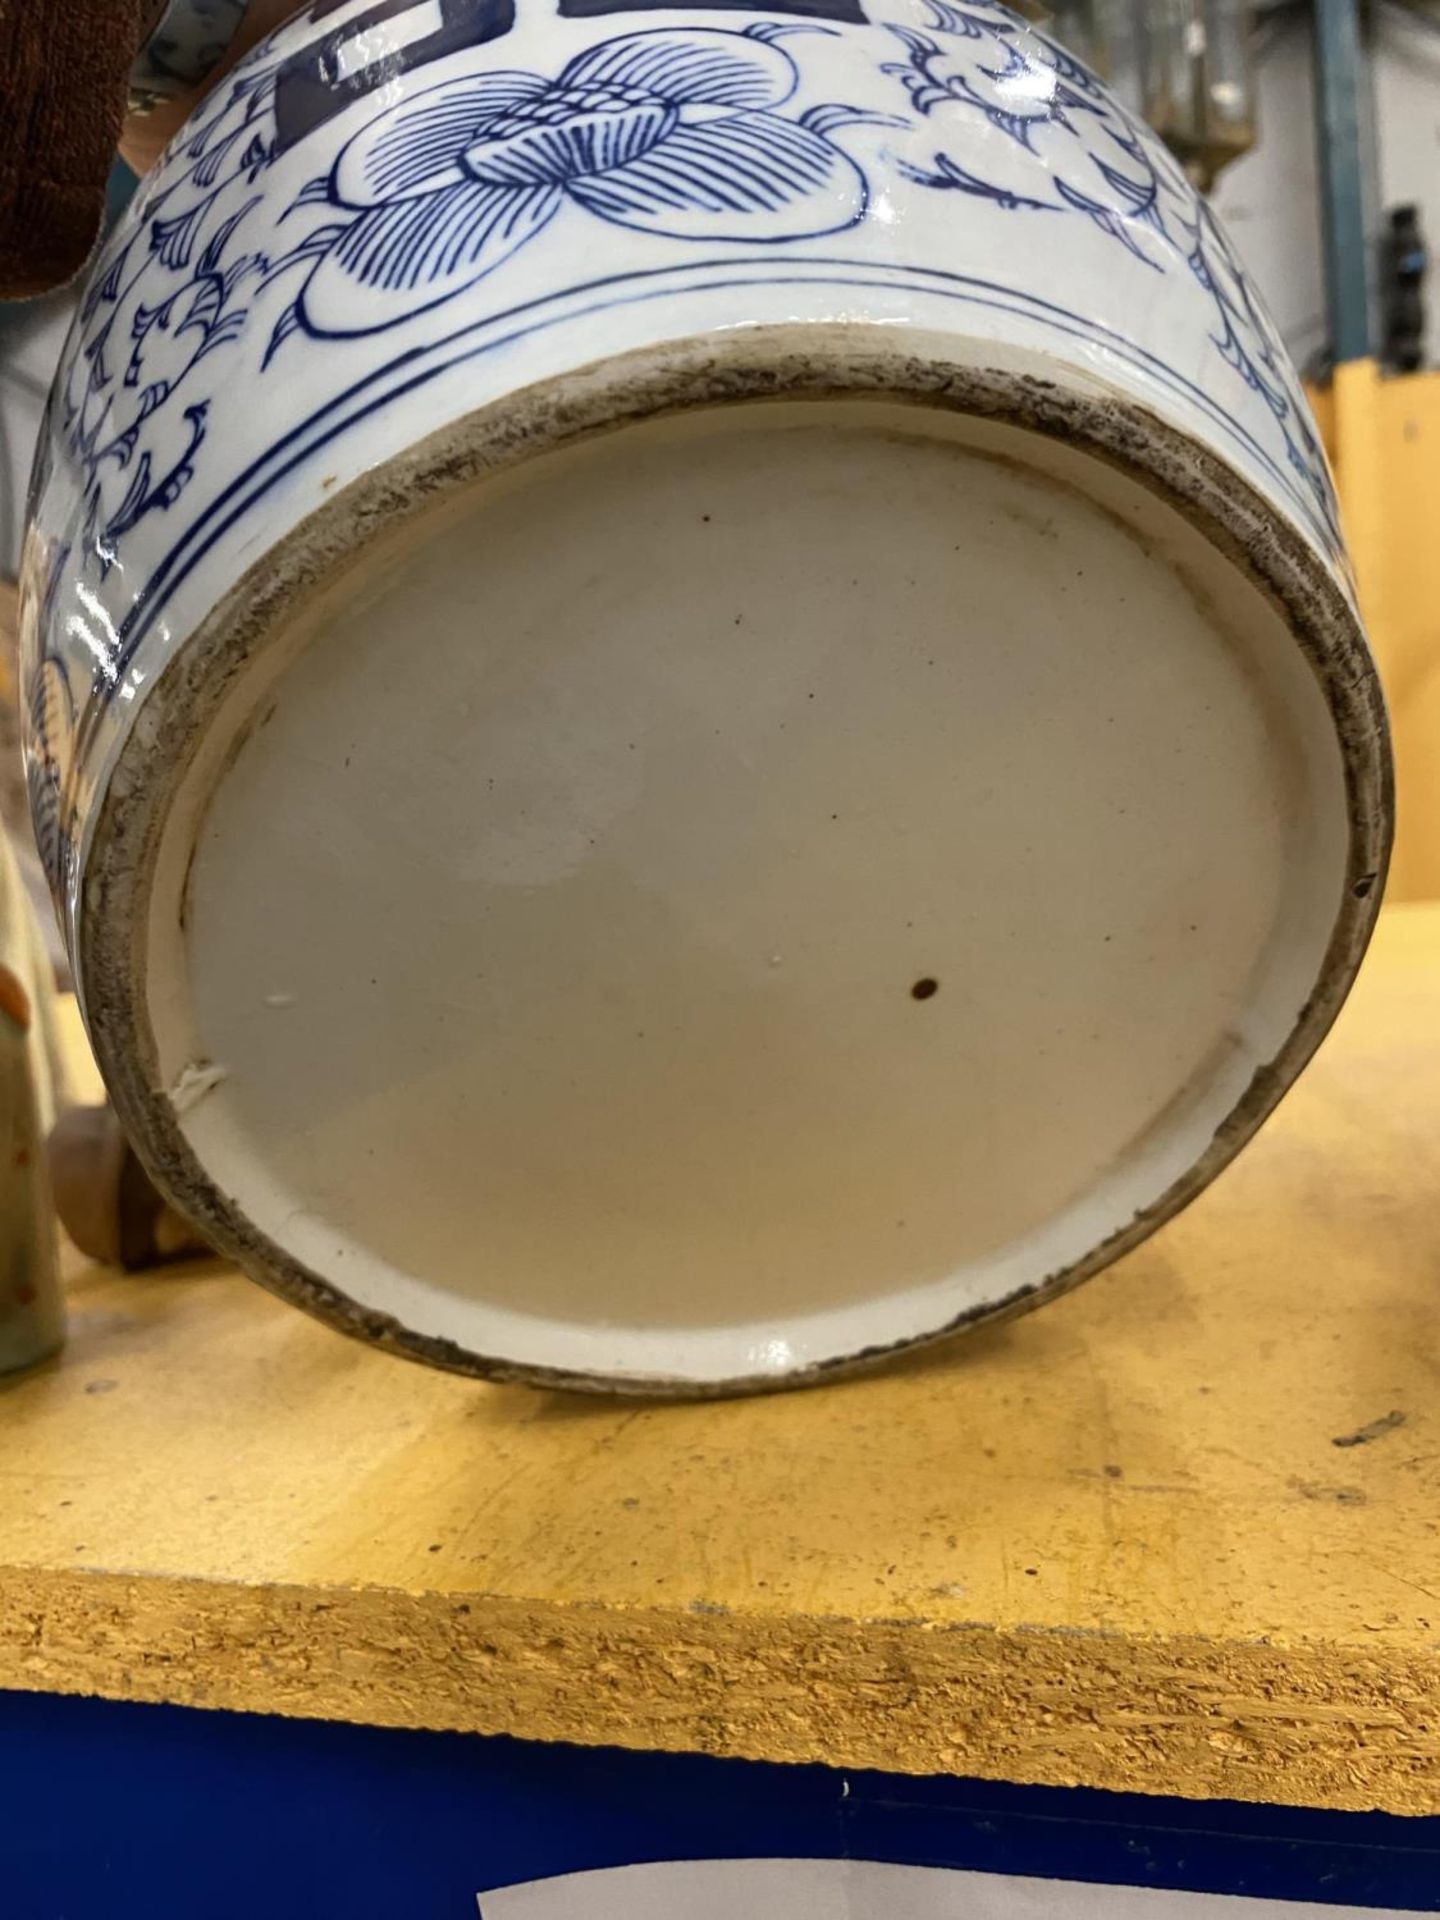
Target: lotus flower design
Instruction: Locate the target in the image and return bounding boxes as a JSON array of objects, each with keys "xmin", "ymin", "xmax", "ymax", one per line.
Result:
[{"xmin": 299, "ymin": 26, "xmax": 878, "ymax": 333}]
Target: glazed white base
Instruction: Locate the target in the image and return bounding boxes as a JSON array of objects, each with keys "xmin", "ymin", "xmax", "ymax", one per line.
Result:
[{"xmin": 145, "ymin": 396, "xmax": 1348, "ymax": 1386}]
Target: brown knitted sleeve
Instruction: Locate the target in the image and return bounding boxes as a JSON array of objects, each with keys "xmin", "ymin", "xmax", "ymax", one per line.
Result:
[{"xmin": 0, "ymin": 1, "xmax": 145, "ymax": 299}]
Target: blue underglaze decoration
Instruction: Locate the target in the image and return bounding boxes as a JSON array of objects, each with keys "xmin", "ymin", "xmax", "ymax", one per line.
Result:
[
  {"xmin": 57, "ymin": 20, "xmax": 894, "ymax": 579},
  {"xmin": 61, "ymin": 59, "xmax": 310, "ymax": 578},
  {"xmin": 54, "ymin": 2, "xmax": 1341, "ymax": 583},
  {"xmin": 881, "ymin": 0, "xmax": 1336, "ymax": 544},
  {"xmin": 278, "ymin": 26, "xmax": 892, "ymax": 345},
  {"xmin": 29, "ymin": 0, "xmax": 1346, "ymax": 888}
]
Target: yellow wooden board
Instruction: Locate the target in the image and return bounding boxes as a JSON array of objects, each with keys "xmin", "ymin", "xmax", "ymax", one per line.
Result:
[
  {"xmin": 1313, "ymin": 359, "xmax": 1440, "ymax": 903},
  {"xmin": 3, "ymin": 908, "xmax": 1440, "ymax": 1813}
]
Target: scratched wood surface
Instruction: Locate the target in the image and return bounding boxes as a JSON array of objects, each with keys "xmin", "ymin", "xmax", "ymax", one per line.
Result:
[{"xmin": 2, "ymin": 906, "xmax": 1439, "ymax": 1812}]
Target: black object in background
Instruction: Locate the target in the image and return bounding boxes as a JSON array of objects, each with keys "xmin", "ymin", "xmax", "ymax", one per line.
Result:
[{"xmin": 1382, "ymin": 203, "xmax": 1428, "ymax": 374}]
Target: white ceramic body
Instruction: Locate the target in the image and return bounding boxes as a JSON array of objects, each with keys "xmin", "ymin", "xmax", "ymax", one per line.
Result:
[{"xmin": 22, "ymin": 0, "xmax": 1388, "ymax": 1392}]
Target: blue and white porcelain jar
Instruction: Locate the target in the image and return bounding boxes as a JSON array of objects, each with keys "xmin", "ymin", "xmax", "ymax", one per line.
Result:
[{"xmin": 22, "ymin": 0, "xmax": 1390, "ymax": 1393}]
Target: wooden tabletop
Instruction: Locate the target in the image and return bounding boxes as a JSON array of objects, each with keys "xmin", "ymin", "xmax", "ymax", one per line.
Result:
[{"xmin": 3, "ymin": 907, "xmax": 1440, "ymax": 1814}]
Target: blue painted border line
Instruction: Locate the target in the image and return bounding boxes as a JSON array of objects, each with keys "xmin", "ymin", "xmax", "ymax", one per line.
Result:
[
  {"xmin": 103, "ymin": 249, "xmax": 1335, "ymax": 671},
  {"xmin": 2, "ymin": 1689, "xmax": 1437, "ymax": 1917}
]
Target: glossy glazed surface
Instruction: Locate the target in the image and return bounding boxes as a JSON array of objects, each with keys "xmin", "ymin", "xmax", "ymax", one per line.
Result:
[
  {"xmin": 19, "ymin": 0, "xmax": 1387, "ymax": 1388},
  {"xmin": 142, "ymin": 401, "xmax": 1349, "ymax": 1383},
  {"xmin": 26, "ymin": 0, "xmax": 1345, "ymax": 936}
]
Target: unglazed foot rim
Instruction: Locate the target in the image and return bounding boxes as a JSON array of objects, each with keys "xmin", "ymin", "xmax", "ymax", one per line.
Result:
[{"xmin": 77, "ymin": 331, "xmax": 1391, "ymax": 1397}]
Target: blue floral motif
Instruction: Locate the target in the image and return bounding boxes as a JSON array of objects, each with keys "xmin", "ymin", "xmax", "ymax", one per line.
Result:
[
  {"xmin": 282, "ymin": 27, "xmax": 889, "ymax": 340},
  {"xmin": 50, "ymin": 3, "xmax": 1341, "ymax": 577},
  {"xmin": 57, "ymin": 21, "xmax": 890, "ymax": 569},
  {"xmin": 880, "ymin": 0, "xmax": 1341, "ymax": 550},
  {"xmin": 31, "ymin": 0, "xmax": 1346, "ymax": 865},
  {"xmin": 57, "ymin": 55, "xmax": 309, "ymax": 577}
]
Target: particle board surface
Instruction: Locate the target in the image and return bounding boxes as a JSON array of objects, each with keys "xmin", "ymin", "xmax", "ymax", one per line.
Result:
[{"xmin": 2, "ymin": 907, "xmax": 1439, "ymax": 1812}]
